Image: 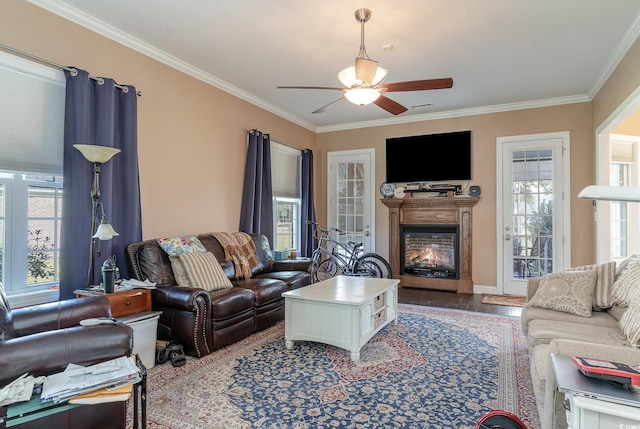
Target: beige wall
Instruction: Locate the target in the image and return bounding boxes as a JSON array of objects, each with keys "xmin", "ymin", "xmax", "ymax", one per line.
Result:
[
  {"xmin": 316, "ymin": 103, "xmax": 594, "ymax": 287},
  {"xmin": 4, "ymin": 0, "xmax": 640, "ymax": 290},
  {"xmin": 0, "ymin": 0, "xmax": 316, "ymax": 239},
  {"xmin": 593, "ymin": 38, "xmax": 640, "ymax": 131},
  {"xmin": 614, "ymin": 109, "xmax": 640, "ymax": 136}
]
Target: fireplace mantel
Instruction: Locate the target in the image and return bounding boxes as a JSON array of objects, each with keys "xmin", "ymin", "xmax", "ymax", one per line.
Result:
[{"xmin": 382, "ymin": 196, "xmax": 479, "ymax": 293}]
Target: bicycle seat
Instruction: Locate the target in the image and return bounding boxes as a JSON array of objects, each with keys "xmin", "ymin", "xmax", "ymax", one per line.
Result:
[{"xmin": 348, "ymin": 241, "xmax": 363, "ymax": 248}]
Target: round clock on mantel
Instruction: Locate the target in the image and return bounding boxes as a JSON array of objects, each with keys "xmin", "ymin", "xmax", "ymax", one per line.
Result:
[
  {"xmin": 380, "ymin": 182, "xmax": 395, "ymax": 198},
  {"xmin": 394, "ymin": 186, "xmax": 406, "ymax": 199}
]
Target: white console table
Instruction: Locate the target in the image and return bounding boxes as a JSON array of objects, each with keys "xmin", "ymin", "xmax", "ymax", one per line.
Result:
[
  {"xmin": 565, "ymin": 395, "xmax": 640, "ymax": 429},
  {"xmin": 551, "ymin": 353, "xmax": 640, "ymax": 429},
  {"xmin": 282, "ymin": 276, "xmax": 399, "ymax": 361}
]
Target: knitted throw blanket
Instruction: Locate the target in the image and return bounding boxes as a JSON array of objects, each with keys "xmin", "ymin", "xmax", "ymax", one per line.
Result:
[{"xmin": 211, "ymin": 232, "xmax": 259, "ymax": 279}]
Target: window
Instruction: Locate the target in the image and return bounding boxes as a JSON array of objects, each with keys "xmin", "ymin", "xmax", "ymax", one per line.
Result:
[
  {"xmin": 0, "ymin": 51, "xmax": 65, "ymax": 299},
  {"xmin": 271, "ymin": 142, "xmax": 301, "ymax": 252},
  {"xmin": 274, "ymin": 198, "xmax": 298, "ymax": 251},
  {"xmin": 0, "ymin": 173, "xmax": 63, "ymax": 290},
  {"xmin": 611, "ymin": 163, "xmax": 630, "ymax": 258}
]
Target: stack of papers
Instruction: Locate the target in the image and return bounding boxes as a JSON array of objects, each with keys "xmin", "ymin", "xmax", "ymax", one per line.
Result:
[
  {"xmin": 69, "ymin": 384, "xmax": 132, "ymax": 404},
  {"xmin": 119, "ymin": 279, "xmax": 157, "ymax": 290},
  {"xmin": 41, "ymin": 356, "xmax": 140, "ymax": 403},
  {"xmin": 0, "ymin": 374, "xmax": 46, "ymax": 406}
]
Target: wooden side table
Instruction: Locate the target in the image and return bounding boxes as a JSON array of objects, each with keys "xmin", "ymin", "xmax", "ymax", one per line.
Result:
[{"xmin": 74, "ymin": 289, "xmax": 151, "ymax": 318}]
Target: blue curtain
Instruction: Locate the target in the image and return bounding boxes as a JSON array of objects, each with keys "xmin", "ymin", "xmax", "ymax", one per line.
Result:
[
  {"xmin": 239, "ymin": 130, "xmax": 273, "ymax": 239},
  {"xmin": 300, "ymin": 149, "xmax": 317, "ymax": 257},
  {"xmin": 59, "ymin": 68, "xmax": 141, "ymax": 299}
]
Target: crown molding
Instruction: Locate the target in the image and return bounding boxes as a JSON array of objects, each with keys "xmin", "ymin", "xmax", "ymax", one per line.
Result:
[
  {"xmin": 316, "ymin": 94, "xmax": 591, "ymax": 133},
  {"xmin": 27, "ymin": 0, "xmax": 638, "ymax": 135},
  {"xmin": 26, "ymin": 0, "xmax": 318, "ymax": 132},
  {"xmin": 588, "ymin": 13, "xmax": 640, "ymax": 99}
]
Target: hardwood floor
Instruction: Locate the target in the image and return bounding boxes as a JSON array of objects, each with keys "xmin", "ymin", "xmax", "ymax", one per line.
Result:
[{"xmin": 398, "ymin": 287, "xmax": 523, "ymax": 318}]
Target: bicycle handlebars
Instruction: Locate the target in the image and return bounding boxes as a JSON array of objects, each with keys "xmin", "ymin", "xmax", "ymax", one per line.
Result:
[{"xmin": 306, "ymin": 220, "xmax": 345, "ymax": 235}]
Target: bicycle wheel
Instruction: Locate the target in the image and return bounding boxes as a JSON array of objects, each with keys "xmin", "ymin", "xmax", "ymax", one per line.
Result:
[
  {"xmin": 354, "ymin": 253, "xmax": 392, "ymax": 279},
  {"xmin": 315, "ymin": 259, "xmax": 343, "ymax": 282}
]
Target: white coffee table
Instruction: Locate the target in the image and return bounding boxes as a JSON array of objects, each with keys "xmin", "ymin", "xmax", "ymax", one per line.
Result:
[{"xmin": 282, "ymin": 275, "xmax": 399, "ymax": 361}]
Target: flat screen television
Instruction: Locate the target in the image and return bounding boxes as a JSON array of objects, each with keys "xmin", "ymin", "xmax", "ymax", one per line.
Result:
[{"xmin": 386, "ymin": 130, "xmax": 472, "ymax": 183}]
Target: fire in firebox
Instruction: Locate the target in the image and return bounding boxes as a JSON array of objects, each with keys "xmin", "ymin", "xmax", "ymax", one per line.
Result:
[{"xmin": 401, "ymin": 226, "xmax": 459, "ymax": 279}]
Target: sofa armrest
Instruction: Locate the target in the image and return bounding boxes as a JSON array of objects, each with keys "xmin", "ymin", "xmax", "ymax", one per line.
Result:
[
  {"xmin": 12, "ymin": 296, "xmax": 112, "ymax": 337},
  {"xmin": 152, "ymin": 285, "xmax": 212, "ymax": 312},
  {"xmin": 527, "ymin": 277, "xmax": 542, "ymax": 301},
  {"xmin": 0, "ymin": 324, "xmax": 133, "ymax": 387},
  {"xmin": 543, "ymin": 339, "xmax": 640, "ymax": 429},
  {"xmin": 273, "ymin": 258, "xmax": 313, "ymax": 272}
]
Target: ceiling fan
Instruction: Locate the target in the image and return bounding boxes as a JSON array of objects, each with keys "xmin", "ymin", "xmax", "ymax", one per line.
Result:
[{"xmin": 277, "ymin": 8, "xmax": 453, "ymax": 115}]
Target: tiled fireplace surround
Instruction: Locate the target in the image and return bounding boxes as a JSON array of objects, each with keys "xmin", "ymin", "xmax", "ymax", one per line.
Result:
[{"xmin": 382, "ymin": 196, "xmax": 480, "ymax": 293}]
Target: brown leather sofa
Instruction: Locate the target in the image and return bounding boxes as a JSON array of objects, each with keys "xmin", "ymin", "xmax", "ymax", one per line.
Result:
[
  {"xmin": 125, "ymin": 233, "xmax": 311, "ymax": 358},
  {"xmin": 0, "ymin": 286, "xmax": 133, "ymax": 429}
]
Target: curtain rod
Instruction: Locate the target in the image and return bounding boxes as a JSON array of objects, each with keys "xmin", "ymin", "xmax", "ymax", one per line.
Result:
[
  {"xmin": 0, "ymin": 43, "xmax": 142, "ymax": 96},
  {"xmin": 246, "ymin": 129, "xmax": 309, "ymax": 152}
]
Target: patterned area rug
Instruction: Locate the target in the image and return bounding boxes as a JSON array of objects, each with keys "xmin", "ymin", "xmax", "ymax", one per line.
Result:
[
  {"xmin": 132, "ymin": 304, "xmax": 539, "ymax": 429},
  {"xmin": 481, "ymin": 293, "xmax": 526, "ymax": 307}
]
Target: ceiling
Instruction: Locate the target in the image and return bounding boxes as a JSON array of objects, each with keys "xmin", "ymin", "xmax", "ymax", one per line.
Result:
[{"xmin": 30, "ymin": 0, "xmax": 640, "ymax": 132}]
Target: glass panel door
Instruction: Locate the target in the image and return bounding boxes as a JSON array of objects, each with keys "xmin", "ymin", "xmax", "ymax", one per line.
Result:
[{"xmin": 511, "ymin": 149, "xmax": 554, "ymax": 279}]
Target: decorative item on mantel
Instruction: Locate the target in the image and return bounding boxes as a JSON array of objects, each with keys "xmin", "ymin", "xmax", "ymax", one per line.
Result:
[{"xmin": 74, "ymin": 144, "xmax": 121, "ymax": 290}]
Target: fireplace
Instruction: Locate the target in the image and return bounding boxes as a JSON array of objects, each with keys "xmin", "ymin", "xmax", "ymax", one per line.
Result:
[
  {"xmin": 382, "ymin": 196, "xmax": 479, "ymax": 293},
  {"xmin": 401, "ymin": 225, "xmax": 458, "ymax": 279}
]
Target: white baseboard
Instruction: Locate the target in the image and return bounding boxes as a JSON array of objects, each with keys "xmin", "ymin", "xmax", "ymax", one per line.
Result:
[{"xmin": 473, "ymin": 284, "xmax": 499, "ymax": 295}]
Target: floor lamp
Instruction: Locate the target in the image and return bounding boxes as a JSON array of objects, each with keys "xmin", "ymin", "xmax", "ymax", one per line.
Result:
[
  {"xmin": 74, "ymin": 144, "xmax": 121, "ymax": 289},
  {"xmin": 578, "ymin": 185, "xmax": 640, "ymax": 202}
]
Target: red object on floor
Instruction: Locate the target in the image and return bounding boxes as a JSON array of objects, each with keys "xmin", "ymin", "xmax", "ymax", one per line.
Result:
[{"xmin": 476, "ymin": 410, "xmax": 528, "ymax": 429}]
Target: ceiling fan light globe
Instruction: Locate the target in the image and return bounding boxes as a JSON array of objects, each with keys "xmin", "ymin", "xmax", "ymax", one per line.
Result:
[
  {"xmin": 339, "ymin": 64, "xmax": 387, "ymax": 88},
  {"xmin": 372, "ymin": 67, "xmax": 388, "ymax": 86},
  {"xmin": 338, "ymin": 66, "xmax": 358, "ymax": 87},
  {"xmin": 344, "ymin": 88, "xmax": 380, "ymax": 105},
  {"xmin": 354, "ymin": 57, "xmax": 379, "ymax": 85}
]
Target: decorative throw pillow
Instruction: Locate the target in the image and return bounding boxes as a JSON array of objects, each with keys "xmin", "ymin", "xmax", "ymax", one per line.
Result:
[
  {"xmin": 618, "ymin": 287, "xmax": 640, "ymax": 346},
  {"xmin": 616, "ymin": 254, "xmax": 640, "ymax": 279},
  {"xmin": 178, "ymin": 252, "xmax": 233, "ymax": 291},
  {"xmin": 567, "ymin": 261, "xmax": 616, "ymax": 310},
  {"xmin": 612, "ymin": 257, "xmax": 640, "ymax": 307},
  {"xmin": 169, "ymin": 256, "xmax": 192, "ymax": 287},
  {"xmin": 527, "ymin": 270, "xmax": 597, "ymax": 317},
  {"xmin": 157, "ymin": 236, "xmax": 206, "ymax": 257}
]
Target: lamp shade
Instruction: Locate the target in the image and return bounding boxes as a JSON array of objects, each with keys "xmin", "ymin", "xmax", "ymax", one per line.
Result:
[
  {"xmin": 74, "ymin": 144, "xmax": 121, "ymax": 164},
  {"xmin": 578, "ymin": 185, "xmax": 640, "ymax": 202},
  {"xmin": 344, "ymin": 88, "xmax": 381, "ymax": 105},
  {"xmin": 92, "ymin": 220, "xmax": 119, "ymax": 240}
]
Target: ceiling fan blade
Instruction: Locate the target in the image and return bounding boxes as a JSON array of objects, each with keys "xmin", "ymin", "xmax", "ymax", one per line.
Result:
[
  {"xmin": 312, "ymin": 97, "xmax": 346, "ymax": 114},
  {"xmin": 374, "ymin": 95, "xmax": 408, "ymax": 115},
  {"xmin": 277, "ymin": 86, "xmax": 345, "ymax": 91},
  {"xmin": 379, "ymin": 78, "xmax": 453, "ymax": 92}
]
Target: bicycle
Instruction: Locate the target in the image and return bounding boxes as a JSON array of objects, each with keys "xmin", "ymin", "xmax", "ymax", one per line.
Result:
[{"xmin": 307, "ymin": 221, "xmax": 392, "ymax": 282}]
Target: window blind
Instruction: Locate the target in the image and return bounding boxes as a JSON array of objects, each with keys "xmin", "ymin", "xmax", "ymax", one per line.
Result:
[
  {"xmin": 271, "ymin": 142, "xmax": 301, "ymax": 199},
  {"xmin": 0, "ymin": 51, "xmax": 65, "ymax": 174}
]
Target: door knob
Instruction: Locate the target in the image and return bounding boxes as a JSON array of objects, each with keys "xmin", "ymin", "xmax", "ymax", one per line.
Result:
[
  {"xmin": 365, "ymin": 231, "xmax": 370, "ymax": 236},
  {"xmin": 505, "ymin": 234, "xmax": 512, "ymax": 241}
]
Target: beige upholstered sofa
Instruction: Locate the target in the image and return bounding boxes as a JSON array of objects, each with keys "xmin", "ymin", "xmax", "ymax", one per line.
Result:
[{"xmin": 521, "ymin": 258, "xmax": 640, "ymax": 429}]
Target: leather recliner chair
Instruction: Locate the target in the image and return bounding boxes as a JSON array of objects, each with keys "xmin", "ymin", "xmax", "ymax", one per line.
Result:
[{"xmin": 0, "ymin": 284, "xmax": 134, "ymax": 429}]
